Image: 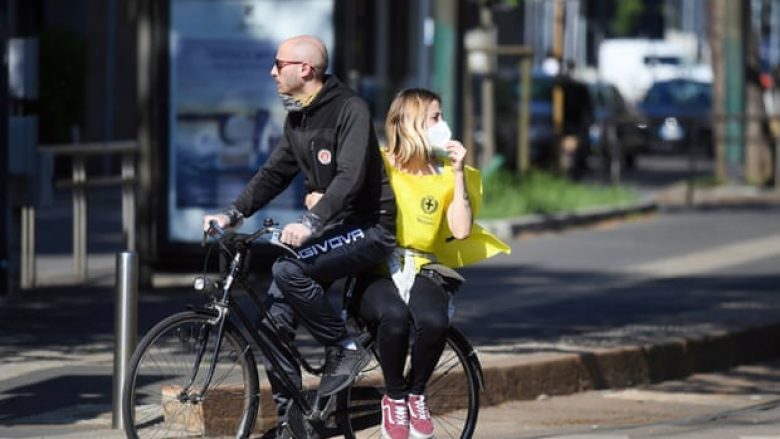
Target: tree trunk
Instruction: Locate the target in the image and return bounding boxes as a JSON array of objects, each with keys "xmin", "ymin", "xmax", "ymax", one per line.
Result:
[
  {"xmin": 708, "ymin": 0, "xmax": 727, "ymax": 181},
  {"xmin": 743, "ymin": 2, "xmax": 774, "ymax": 185}
]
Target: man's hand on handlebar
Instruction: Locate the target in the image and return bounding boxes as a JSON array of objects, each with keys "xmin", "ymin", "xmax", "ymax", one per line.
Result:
[
  {"xmin": 203, "ymin": 213, "xmax": 231, "ymax": 234},
  {"xmin": 280, "ymin": 223, "xmax": 312, "ymax": 247}
]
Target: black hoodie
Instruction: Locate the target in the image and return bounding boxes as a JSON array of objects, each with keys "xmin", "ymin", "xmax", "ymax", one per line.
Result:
[{"xmin": 231, "ymin": 75, "xmax": 396, "ymax": 233}]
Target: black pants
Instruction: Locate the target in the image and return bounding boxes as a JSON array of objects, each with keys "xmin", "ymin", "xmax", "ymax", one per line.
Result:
[
  {"xmin": 358, "ymin": 274, "xmax": 450, "ymax": 400},
  {"xmin": 259, "ymin": 222, "xmax": 395, "ymax": 418}
]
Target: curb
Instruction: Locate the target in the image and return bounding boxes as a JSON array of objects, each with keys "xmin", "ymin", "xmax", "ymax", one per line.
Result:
[
  {"xmin": 10, "ymin": 321, "xmax": 780, "ymax": 438},
  {"xmin": 474, "ymin": 321, "xmax": 780, "ymax": 407},
  {"xmin": 480, "ymin": 200, "xmax": 658, "ymax": 241}
]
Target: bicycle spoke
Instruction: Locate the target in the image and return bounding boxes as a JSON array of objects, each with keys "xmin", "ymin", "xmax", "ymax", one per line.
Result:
[{"xmin": 436, "ymin": 413, "xmax": 462, "ymax": 439}]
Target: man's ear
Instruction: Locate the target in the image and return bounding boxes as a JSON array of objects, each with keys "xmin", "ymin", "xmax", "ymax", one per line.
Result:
[{"xmin": 301, "ymin": 63, "xmax": 317, "ymax": 80}]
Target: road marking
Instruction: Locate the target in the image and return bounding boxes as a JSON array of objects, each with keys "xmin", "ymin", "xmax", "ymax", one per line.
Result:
[{"xmin": 629, "ymin": 234, "xmax": 780, "ymax": 277}]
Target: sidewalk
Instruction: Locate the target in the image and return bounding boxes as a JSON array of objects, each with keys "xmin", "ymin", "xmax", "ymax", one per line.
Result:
[{"xmin": 1, "ymin": 184, "xmax": 779, "ymax": 437}]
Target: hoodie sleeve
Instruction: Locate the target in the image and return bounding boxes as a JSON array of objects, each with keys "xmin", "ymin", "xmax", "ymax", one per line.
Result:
[
  {"xmin": 308, "ymin": 96, "xmax": 372, "ymax": 224},
  {"xmin": 231, "ymin": 131, "xmax": 299, "ymax": 218}
]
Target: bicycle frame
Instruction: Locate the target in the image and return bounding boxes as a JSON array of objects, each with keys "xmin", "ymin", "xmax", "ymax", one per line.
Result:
[{"xmin": 189, "ymin": 228, "xmax": 345, "ymax": 427}]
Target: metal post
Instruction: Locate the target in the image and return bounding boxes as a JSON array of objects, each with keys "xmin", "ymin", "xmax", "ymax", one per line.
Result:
[
  {"xmin": 776, "ymin": 127, "xmax": 780, "ymax": 192},
  {"xmin": 0, "ymin": 0, "xmax": 8, "ymax": 296},
  {"xmin": 432, "ymin": 0, "xmax": 457, "ymax": 133},
  {"xmin": 480, "ymin": 79, "xmax": 495, "ymax": 168},
  {"xmin": 610, "ymin": 120, "xmax": 622, "ymax": 184},
  {"xmin": 72, "ymin": 156, "xmax": 87, "ymax": 282},
  {"xmin": 121, "ymin": 153, "xmax": 135, "ymax": 251},
  {"xmin": 774, "ymin": 115, "xmax": 780, "ymax": 192},
  {"xmin": 724, "ymin": 0, "xmax": 744, "ymax": 182},
  {"xmin": 112, "ymin": 251, "xmax": 138, "ymax": 430},
  {"xmin": 518, "ymin": 56, "xmax": 532, "ymax": 174},
  {"xmin": 478, "ymin": 7, "xmax": 496, "ymax": 169},
  {"xmin": 552, "ymin": 0, "xmax": 565, "ymax": 174},
  {"xmin": 20, "ymin": 206, "xmax": 35, "ymax": 288},
  {"xmin": 463, "ymin": 65, "xmax": 475, "ymax": 167},
  {"xmin": 686, "ymin": 118, "xmax": 698, "ymax": 206}
]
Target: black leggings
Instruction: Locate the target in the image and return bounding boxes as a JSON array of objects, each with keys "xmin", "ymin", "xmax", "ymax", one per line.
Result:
[{"xmin": 358, "ymin": 274, "xmax": 450, "ymax": 400}]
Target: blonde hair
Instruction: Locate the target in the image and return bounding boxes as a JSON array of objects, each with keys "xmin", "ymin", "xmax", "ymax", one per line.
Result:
[{"xmin": 384, "ymin": 88, "xmax": 441, "ymax": 168}]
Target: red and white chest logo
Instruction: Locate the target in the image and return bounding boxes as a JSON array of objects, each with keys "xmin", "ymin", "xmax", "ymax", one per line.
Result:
[{"xmin": 317, "ymin": 149, "xmax": 332, "ymax": 165}]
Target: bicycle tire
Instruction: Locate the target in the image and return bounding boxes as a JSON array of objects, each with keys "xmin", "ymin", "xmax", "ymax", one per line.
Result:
[
  {"xmin": 338, "ymin": 326, "xmax": 481, "ymax": 438},
  {"xmin": 122, "ymin": 311, "xmax": 260, "ymax": 438}
]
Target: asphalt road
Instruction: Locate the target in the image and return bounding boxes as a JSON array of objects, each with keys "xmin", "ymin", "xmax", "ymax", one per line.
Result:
[{"xmin": 453, "ymin": 202, "xmax": 780, "ymax": 348}]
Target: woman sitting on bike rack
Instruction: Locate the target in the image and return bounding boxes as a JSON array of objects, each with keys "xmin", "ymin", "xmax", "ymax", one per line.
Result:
[{"xmin": 357, "ymin": 88, "xmax": 511, "ymax": 439}]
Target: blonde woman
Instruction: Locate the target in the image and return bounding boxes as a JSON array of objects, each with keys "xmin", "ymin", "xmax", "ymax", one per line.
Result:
[{"xmin": 358, "ymin": 88, "xmax": 510, "ymax": 439}]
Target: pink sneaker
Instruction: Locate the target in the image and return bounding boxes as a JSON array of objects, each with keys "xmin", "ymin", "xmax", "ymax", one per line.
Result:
[
  {"xmin": 381, "ymin": 394, "xmax": 409, "ymax": 439},
  {"xmin": 407, "ymin": 394, "xmax": 434, "ymax": 438}
]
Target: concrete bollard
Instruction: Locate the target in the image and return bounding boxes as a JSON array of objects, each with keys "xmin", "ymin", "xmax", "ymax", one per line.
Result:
[{"xmin": 112, "ymin": 251, "xmax": 138, "ymax": 430}]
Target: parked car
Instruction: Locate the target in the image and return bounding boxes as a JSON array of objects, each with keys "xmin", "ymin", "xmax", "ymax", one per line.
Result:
[
  {"xmin": 587, "ymin": 82, "xmax": 649, "ymax": 170},
  {"xmin": 495, "ymin": 72, "xmax": 592, "ymax": 177},
  {"xmin": 637, "ymin": 78, "xmax": 713, "ymax": 154}
]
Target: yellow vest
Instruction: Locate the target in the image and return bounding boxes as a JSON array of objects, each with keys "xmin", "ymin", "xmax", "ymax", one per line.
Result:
[{"xmin": 383, "ymin": 153, "xmax": 511, "ymax": 271}]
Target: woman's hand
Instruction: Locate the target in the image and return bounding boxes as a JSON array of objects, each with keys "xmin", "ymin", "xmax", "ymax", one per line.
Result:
[
  {"xmin": 444, "ymin": 139, "xmax": 472, "ymax": 239},
  {"xmin": 305, "ymin": 191, "xmax": 324, "ymax": 210},
  {"xmin": 444, "ymin": 140, "xmax": 467, "ymax": 171}
]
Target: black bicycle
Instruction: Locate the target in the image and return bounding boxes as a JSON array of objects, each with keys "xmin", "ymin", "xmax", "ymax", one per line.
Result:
[{"xmin": 122, "ymin": 219, "xmax": 483, "ymax": 438}]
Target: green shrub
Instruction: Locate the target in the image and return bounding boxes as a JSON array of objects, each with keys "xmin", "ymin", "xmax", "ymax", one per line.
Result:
[{"xmin": 479, "ymin": 170, "xmax": 638, "ymax": 219}]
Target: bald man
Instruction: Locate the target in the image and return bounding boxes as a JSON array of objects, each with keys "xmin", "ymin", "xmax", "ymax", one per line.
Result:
[{"xmin": 203, "ymin": 35, "xmax": 396, "ymax": 428}]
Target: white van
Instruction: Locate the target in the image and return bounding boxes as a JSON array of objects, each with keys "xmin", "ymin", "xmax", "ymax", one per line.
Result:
[{"xmin": 598, "ymin": 38, "xmax": 709, "ymax": 104}]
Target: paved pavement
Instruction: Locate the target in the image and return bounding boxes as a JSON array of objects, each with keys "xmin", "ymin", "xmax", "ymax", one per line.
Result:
[{"xmin": 1, "ymin": 171, "xmax": 780, "ymax": 437}]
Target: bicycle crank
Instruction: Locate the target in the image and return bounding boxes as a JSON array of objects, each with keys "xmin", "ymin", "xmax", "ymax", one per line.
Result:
[{"xmin": 286, "ymin": 390, "xmax": 341, "ymax": 438}]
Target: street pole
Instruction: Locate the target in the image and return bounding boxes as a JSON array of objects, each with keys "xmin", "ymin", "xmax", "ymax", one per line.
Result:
[
  {"xmin": 478, "ymin": 4, "xmax": 496, "ymax": 169},
  {"xmin": 552, "ymin": 0, "xmax": 565, "ymax": 173},
  {"xmin": 112, "ymin": 251, "xmax": 138, "ymax": 429},
  {"xmin": 135, "ymin": 0, "xmax": 154, "ymax": 288},
  {"xmin": 433, "ymin": 0, "xmax": 458, "ymax": 134},
  {"xmin": 0, "ymin": 0, "xmax": 9, "ymax": 295},
  {"xmin": 775, "ymin": 116, "xmax": 780, "ymax": 191},
  {"xmin": 518, "ymin": 55, "xmax": 531, "ymax": 174},
  {"xmin": 724, "ymin": 0, "xmax": 745, "ymax": 183}
]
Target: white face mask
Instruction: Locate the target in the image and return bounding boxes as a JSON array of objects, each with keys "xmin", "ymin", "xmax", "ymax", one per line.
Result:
[{"xmin": 426, "ymin": 120, "xmax": 452, "ymax": 156}]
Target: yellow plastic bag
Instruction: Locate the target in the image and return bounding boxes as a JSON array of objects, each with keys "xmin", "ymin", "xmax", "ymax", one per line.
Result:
[{"xmin": 385, "ymin": 154, "xmax": 511, "ymax": 269}]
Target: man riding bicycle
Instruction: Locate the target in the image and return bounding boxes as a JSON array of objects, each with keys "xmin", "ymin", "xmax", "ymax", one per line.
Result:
[{"xmin": 203, "ymin": 35, "xmax": 396, "ymax": 434}]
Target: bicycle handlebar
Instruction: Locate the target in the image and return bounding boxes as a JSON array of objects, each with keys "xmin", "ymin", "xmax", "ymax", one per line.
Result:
[{"xmin": 203, "ymin": 218, "xmax": 298, "ymax": 258}]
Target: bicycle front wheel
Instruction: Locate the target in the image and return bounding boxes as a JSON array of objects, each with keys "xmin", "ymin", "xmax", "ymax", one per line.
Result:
[
  {"xmin": 122, "ymin": 311, "xmax": 260, "ymax": 438},
  {"xmin": 339, "ymin": 326, "xmax": 481, "ymax": 439}
]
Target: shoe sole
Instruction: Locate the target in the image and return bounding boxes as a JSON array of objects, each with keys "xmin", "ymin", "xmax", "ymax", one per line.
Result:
[
  {"xmin": 318, "ymin": 349, "xmax": 372, "ymax": 396},
  {"xmin": 409, "ymin": 426, "xmax": 433, "ymax": 439}
]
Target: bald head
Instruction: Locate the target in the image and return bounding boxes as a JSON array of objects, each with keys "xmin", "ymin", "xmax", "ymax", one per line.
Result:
[{"xmin": 280, "ymin": 35, "xmax": 328, "ymax": 77}]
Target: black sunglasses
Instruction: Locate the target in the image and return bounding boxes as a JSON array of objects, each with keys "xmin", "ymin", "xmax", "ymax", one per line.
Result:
[{"xmin": 274, "ymin": 58, "xmax": 313, "ymax": 72}]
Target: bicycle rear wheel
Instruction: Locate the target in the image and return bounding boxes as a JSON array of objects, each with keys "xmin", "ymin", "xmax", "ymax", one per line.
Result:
[
  {"xmin": 123, "ymin": 311, "xmax": 260, "ymax": 438},
  {"xmin": 339, "ymin": 327, "xmax": 481, "ymax": 439}
]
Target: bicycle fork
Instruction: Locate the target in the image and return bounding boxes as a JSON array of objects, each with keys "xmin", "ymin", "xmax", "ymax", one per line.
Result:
[{"xmin": 180, "ymin": 252, "xmax": 243, "ymax": 402}]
